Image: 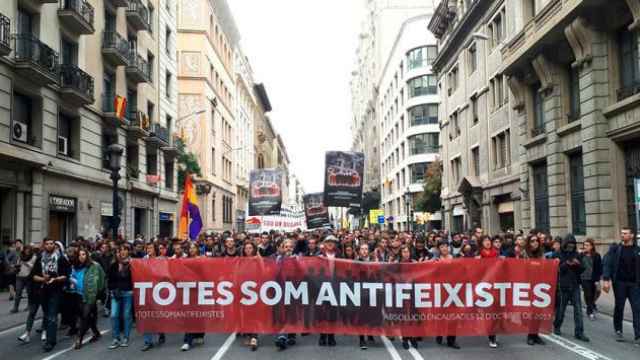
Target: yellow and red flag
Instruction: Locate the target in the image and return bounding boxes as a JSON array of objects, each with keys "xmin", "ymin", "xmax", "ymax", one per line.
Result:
[{"xmin": 114, "ymin": 95, "xmax": 127, "ymax": 120}]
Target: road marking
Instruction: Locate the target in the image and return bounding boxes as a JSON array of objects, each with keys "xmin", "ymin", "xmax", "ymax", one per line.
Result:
[
  {"xmin": 408, "ymin": 346, "xmax": 425, "ymax": 360},
  {"xmin": 0, "ymin": 319, "xmax": 42, "ymax": 337},
  {"xmin": 380, "ymin": 336, "xmax": 402, "ymax": 360},
  {"xmin": 210, "ymin": 332, "xmax": 236, "ymax": 360},
  {"xmin": 40, "ymin": 329, "xmax": 110, "ymax": 360},
  {"xmin": 541, "ymin": 334, "xmax": 615, "ymax": 360}
]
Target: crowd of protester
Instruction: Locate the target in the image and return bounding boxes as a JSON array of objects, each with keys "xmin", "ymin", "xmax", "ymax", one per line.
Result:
[{"xmin": 0, "ymin": 225, "xmax": 638, "ymax": 353}]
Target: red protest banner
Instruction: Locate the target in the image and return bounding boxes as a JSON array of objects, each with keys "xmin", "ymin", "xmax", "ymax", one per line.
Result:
[{"xmin": 130, "ymin": 257, "xmax": 558, "ymax": 336}]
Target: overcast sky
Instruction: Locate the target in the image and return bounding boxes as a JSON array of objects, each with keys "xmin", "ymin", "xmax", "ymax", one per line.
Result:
[{"xmin": 228, "ymin": 0, "xmax": 364, "ymax": 193}]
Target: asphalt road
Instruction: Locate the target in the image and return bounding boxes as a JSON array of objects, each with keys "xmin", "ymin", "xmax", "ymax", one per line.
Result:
[{"xmin": 0, "ymin": 300, "xmax": 637, "ymax": 360}]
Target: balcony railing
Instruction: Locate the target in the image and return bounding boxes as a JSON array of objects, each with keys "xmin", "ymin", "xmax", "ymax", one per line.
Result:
[
  {"xmin": 59, "ymin": 0, "xmax": 95, "ymax": 34},
  {"xmin": 410, "ymin": 146, "xmax": 439, "ymax": 155},
  {"xmin": 617, "ymin": 84, "xmax": 640, "ymax": 102},
  {"xmin": 126, "ymin": 52, "xmax": 151, "ymax": 83},
  {"xmin": 102, "ymin": 31, "xmax": 130, "ymax": 66},
  {"xmin": 12, "ymin": 33, "xmax": 59, "ymax": 84},
  {"xmin": 60, "ymin": 64, "xmax": 94, "ymax": 103},
  {"xmin": 0, "ymin": 13, "xmax": 10, "ymax": 56},
  {"xmin": 126, "ymin": 0, "xmax": 151, "ymax": 32},
  {"xmin": 149, "ymin": 123, "xmax": 169, "ymax": 144}
]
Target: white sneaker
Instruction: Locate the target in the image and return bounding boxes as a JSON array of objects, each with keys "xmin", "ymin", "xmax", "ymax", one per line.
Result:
[
  {"xmin": 41, "ymin": 332, "xmax": 47, "ymax": 342},
  {"xmin": 18, "ymin": 332, "xmax": 30, "ymax": 343},
  {"xmin": 120, "ymin": 338, "xmax": 129, "ymax": 347},
  {"xmin": 489, "ymin": 341, "xmax": 498, "ymax": 348},
  {"xmin": 181, "ymin": 343, "xmax": 190, "ymax": 351},
  {"xmin": 109, "ymin": 339, "xmax": 120, "ymax": 349}
]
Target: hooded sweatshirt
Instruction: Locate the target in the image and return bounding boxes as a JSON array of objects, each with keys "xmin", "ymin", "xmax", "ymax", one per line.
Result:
[{"xmin": 558, "ymin": 234, "xmax": 584, "ymax": 290}]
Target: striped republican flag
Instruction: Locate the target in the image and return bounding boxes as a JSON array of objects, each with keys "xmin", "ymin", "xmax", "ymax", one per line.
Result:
[
  {"xmin": 179, "ymin": 174, "xmax": 203, "ymax": 240},
  {"xmin": 114, "ymin": 95, "xmax": 127, "ymax": 120}
]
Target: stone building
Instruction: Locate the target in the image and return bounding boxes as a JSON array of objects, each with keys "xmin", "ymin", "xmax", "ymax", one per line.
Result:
[
  {"xmin": 430, "ymin": 0, "xmax": 640, "ymax": 243},
  {"xmin": 0, "ymin": 0, "xmax": 179, "ymax": 245},
  {"xmin": 177, "ymin": 0, "xmax": 239, "ymax": 232}
]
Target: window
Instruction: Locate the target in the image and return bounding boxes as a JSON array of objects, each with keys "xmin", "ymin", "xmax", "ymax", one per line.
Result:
[
  {"xmin": 407, "ymin": 46, "xmax": 438, "ymax": 69},
  {"xmin": 450, "ymin": 112, "xmax": 460, "ymax": 139},
  {"xmin": 147, "ymin": 51, "xmax": 155, "ymax": 83},
  {"xmin": 165, "ymin": 161, "xmax": 174, "ymax": 190},
  {"xmin": 491, "ymin": 74, "xmax": 505, "ymax": 110},
  {"xmin": 409, "ymin": 104, "xmax": 438, "ymax": 126},
  {"xmin": 471, "ymin": 97, "xmax": 478, "ymax": 124},
  {"xmin": 489, "ymin": 8, "xmax": 506, "ymax": 49},
  {"xmin": 569, "ymin": 153, "xmax": 586, "ymax": 235},
  {"xmin": 451, "ymin": 157, "xmax": 462, "ymax": 184},
  {"xmin": 211, "ymin": 148, "xmax": 216, "ymax": 175},
  {"xmin": 13, "ymin": 91, "xmax": 33, "ymax": 144},
  {"xmin": 568, "ymin": 66, "xmax": 581, "ymax": 121},
  {"xmin": 127, "ymin": 143, "xmax": 139, "ymax": 179},
  {"xmin": 492, "ymin": 130, "xmax": 511, "ymax": 169},
  {"xmin": 447, "ymin": 66, "xmax": 458, "ymax": 95},
  {"xmin": 408, "ymin": 75, "xmax": 437, "ymax": 97},
  {"xmin": 532, "ymin": 83, "xmax": 545, "ymax": 136},
  {"xmin": 619, "ymin": 29, "xmax": 640, "ymax": 100},
  {"xmin": 411, "ymin": 163, "xmax": 428, "ymax": 183},
  {"xmin": 468, "ymin": 43, "xmax": 477, "ymax": 73},
  {"xmin": 165, "ymin": 27, "xmax": 172, "ymax": 56},
  {"xmin": 147, "ymin": 101, "xmax": 155, "ymax": 125},
  {"xmin": 408, "ymin": 133, "xmax": 439, "ymax": 155},
  {"xmin": 532, "ymin": 163, "xmax": 550, "ymax": 232},
  {"xmin": 17, "ymin": 8, "xmax": 33, "ymax": 35},
  {"xmin": 212, "ymin": 193, "xmax": 216, "ymax": 221},
  {"xmin": 146, "ymin": 146, "xmax": 158, "ymax": 176},
  {"xmin": 165, "ymin": 72, "xmax": 172, "ymax": 100},
  {"xmin": 58, "ymin": 113, "xmax": 78, "ymax": 159},
  {"xmin": 61, "ymin": 38, "xmax": 78, "ymax": 65},
  {"xmin": 472, "ymin": 147, "xmax": 480, "ymax": 176}
]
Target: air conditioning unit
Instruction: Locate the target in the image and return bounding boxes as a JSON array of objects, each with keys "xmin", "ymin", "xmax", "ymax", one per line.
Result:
[
  {"xmin": 58, "ymin": 136, "xmax": 68, "ymax": 155},
  {"xmin": 12, "ymin": 121, "xmax": 28, "ymax": 143}
]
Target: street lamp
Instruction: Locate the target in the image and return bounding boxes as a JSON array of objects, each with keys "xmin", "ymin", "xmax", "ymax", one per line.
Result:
[
  {"xmin": 404, "ymin": 189, "xmax": 413, "ymax": 232},
  {"xmin": 108, "ymin": 144, "xmax": 124, "ymax": 240}
]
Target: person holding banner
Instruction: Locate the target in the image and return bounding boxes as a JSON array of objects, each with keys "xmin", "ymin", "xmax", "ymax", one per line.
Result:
[
  {"xmin": 318, "ymin": 235, "xmax": 339, "ymax": 347},
  {"xmin": 398, "ymin": 246, "xmax": 419, "ymax": 350},
  {"xmin": 142, "ymin": 243, "xmax": 166, "ymax": 351},
  {"xmin": 356, "ymin": 242, "xmax": 376, "ymax": 350},
  {"xmin": 242, "ymin": 241, "xmax": 260, "ymax": 351},
  {"xmin": 477, "ymin": 235, "xmax": 499, "ymax": 349},
  {"xmin": 523, "ymin": 234, "xmax": 547, "ymax": 346},
  {"xmin": 434, "ymin": 240, "xmax": 460, "ymax": 349},
  {"xmin": 553, "ymin": 234, "xmax": 590, "ymax": 342},
  {"xmin": 181, "ymin": 245, "xmax": 205, "ymax": 351}
]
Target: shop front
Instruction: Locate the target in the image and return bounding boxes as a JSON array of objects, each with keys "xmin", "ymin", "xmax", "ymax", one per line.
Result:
[{"xmin": 48, "ymin": 195, "xmax": 76, "ymax": 246}]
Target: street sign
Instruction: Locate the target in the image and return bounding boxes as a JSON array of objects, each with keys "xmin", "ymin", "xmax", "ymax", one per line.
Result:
[{"xmin": 377, "ymin": 215, "xmax": 385, "ymax": 224}]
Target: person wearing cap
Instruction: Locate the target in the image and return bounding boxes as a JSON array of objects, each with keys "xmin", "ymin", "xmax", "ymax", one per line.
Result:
[{"xmin": 318, "ymin": 235, "xmax": 338, "ymax": 347}]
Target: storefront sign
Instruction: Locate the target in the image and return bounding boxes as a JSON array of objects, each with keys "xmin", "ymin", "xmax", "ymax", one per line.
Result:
[
  {"xmin": 369, "ymin": 209, "xmax": 384, "ymax": 224},
  {"xmin": 159, "ymin": 212, "xmax": 174, "ymax": 222},
  {"xmin": 101, "ymin": 202, "xmax": 113, "ymax": 217},
  {"xmin": 49, "ymin": 195, "xmax": 76, "ymax": 213}
]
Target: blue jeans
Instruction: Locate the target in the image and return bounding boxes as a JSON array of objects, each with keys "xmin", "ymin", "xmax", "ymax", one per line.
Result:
[
  {"xmin": 613, "ymin": 281, "xmax": 640, "ymax": 339},
  {"xmin": 554, "ymin": 287, "xmax": 584, "ymax": 336},
  {"xmin": 110, "ymin": 291, "xmax": 133, "ymax": 341},
  {"xmin": 41, "ymin": 291, "xmax": 62, "ymax": 347}
]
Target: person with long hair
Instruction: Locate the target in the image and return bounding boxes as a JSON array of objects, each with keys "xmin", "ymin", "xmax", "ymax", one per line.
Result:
[
  {"xmin": 107, "ymin": 243, "xmax": 134, "ymax": 349},
  {"xmin": 17, "ymin": 245, "xmax": 45, "ymax": 344},
  {"xmin": 13, "ymin": 244, "xmax": 36, "ymax": 313},
  {"xmin": 242, "ymin": 241, "xmax": 260, "ymax": 351},
  {"xmin": 398, "ymin": 246, "xmax": 419, "ymax": 350},
  {"xmin": 72, "ymin": 248, "xmax": 105, "ymax": 349},
  {"xmin": 523, "ymin": 234, "xmax": 546, "ymax": 346},
  {"xmin": 342, "ymin": 244, "xmax": 356, "ymax": 260},
  {"xmin": 141, "ymin": 242, "xmax": 165, "ymax": 351},
  {"xmin": 477, "ymin": 235, "xmax": 499, "ymax": 348},
  {"xmin": 435, "ymin": 240, "xmax": 460, "ymax": 349},
  {"xmin": 581, "ymin": 238, "xmax": 603, "ymax": 321}
]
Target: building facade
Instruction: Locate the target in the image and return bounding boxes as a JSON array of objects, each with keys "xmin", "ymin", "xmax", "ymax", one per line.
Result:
[
  {"xmin": 430, "ymin": 0, "xmax": 639, "ymax": 244},
  {"xmin": 177, "ymin": 0, "xmax": 239, "ymax": 232},
  {"xmin": 429, "ymin": 0, "xmax": 520, "ymax": 235},
  {"xmin": 0, "ymin": 0, "xmax": 179, "ymax": 245},
  {"xmin": 379, "ymin": 15, "xmax": 439, "ymax": 232},
  {"xmin": 351, "ymin": 0, "xmax": 436, "ymax": 230}
]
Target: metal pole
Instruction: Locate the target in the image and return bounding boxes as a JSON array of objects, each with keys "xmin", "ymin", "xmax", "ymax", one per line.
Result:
[{"xmin": 111, "ymin": 170, "xmax": 120, "ymax": 240}]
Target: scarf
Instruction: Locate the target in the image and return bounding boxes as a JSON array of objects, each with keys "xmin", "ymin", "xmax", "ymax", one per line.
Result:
[
  {"xmin": 479, "ymin": 247, "xmax": 499, "ymax": 258},
  {"xmin": 41, "ymin": 250, "xmax": 59, "ymax": 275}
]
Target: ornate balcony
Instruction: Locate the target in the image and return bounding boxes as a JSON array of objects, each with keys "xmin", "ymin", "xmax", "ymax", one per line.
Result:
[
  {"xmin": 0, "ymin": 13, "xmax": 10, "ymax": 56},
  {"xmin": 161, "ymin": 134, "xmax": 180, "ymax": 159},
  {"xmin": 12, "ymin": 34, "xmax": 59, "ymax": 86},
  {"xmin": 58, "ymin": 0, "xmax": 95, "ymax": 35},
  {"xmin": 126, "ymin": 0, "xmax": 150, "ymax": 32},
  {"xmin": 126, "ymin": 110, "xmax": 150, "ymax": 139},
  {"xmin": 146, "ymin": 123, "xmax": 169, "ymax": 146},
  {"xmin": 59, "ymin": 64, "xmax": 94, "ymax": 106},
  {"xmin": 102, "ymin": 31, "xmax": 130, "ymax": 66},
  {"xmin": 125, "ymin": 52, "xmax": 151, "ymax": 84}
]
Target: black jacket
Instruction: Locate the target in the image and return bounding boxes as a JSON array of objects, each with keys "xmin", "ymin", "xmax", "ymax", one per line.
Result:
[
  {"xmin": 603, "ymin": 242, "xmax": 640, "ymax": 283},
  {"xmin": 579, "ymin": 252, "xmax": 603, "ymax": 281},
  {"xmin": 557, "ymin": 234, "xmax": 584, "ymax": 290},
  {"xmin": 107, "ymin": 261, "xmax": 133, "ymax": 292},
  {"xmin": 30, "ymin": 253, "xmax": 71, "ymax": 295}
]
